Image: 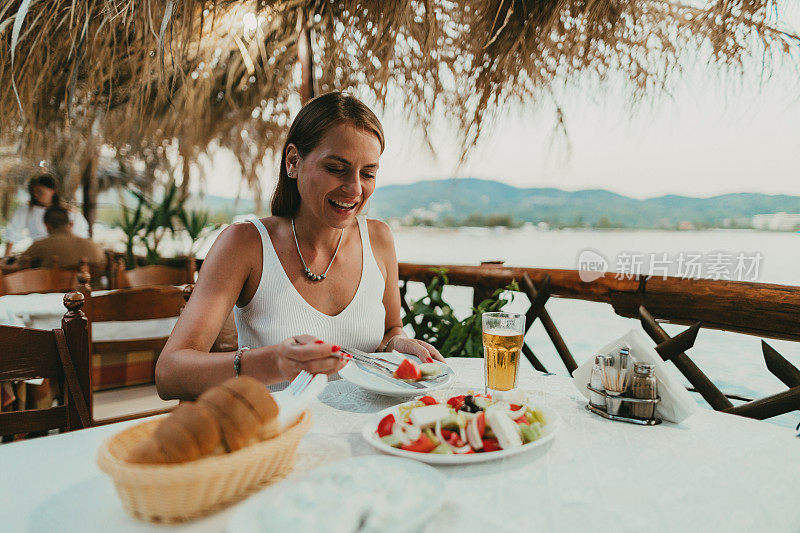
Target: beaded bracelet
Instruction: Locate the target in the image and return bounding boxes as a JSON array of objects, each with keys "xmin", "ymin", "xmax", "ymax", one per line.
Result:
[{"xmin": 234, "ymin": 346, "xmax": 250, "ymax": 376}]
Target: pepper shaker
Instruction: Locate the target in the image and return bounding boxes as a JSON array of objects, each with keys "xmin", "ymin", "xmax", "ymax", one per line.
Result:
[{"xmin": 630, "ymin": 362, "xmax": 658, "ymax": 420}]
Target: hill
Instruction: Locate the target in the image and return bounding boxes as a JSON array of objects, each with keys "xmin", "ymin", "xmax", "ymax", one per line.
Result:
[{"xmin": 368, "ymin": 178, "xmax": 800, "ymax": 229}]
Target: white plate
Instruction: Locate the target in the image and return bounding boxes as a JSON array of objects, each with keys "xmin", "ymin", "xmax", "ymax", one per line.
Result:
[
  {"xmin": 338, "ymin": 352, "xmax": 455, "ymax": 397},
  {"xmin": 227, "ymin": 456, "xmax": 446, "ymax": 533},
  {"xmin": 361, "ymin": 399, "xmax": 560, "ymax": 465}
]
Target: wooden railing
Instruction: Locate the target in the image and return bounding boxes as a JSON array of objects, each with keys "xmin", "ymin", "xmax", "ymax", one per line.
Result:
[{"xmin": 398, "ymin": 262, "xmax": 800, "ymax": 421}]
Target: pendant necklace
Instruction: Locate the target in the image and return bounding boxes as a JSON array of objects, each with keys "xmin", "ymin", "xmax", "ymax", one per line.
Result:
[{"xmin": 291, "ymin": 218, "xmax": 344, "ymax": 281}]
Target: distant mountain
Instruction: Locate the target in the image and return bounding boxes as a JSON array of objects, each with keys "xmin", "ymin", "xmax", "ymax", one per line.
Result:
[{"xmin": 368, "ymin": 178, "xmax": 800, "ymax": 229}]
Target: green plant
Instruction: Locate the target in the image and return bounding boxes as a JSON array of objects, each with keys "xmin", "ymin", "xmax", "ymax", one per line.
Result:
[
  {"xmin": 178, "ymin": 207, "xmax": 218, "ymax": 256},
  {"xmin": 403, "ymin": 269, "xmax": 520, "ymax": 358},
  {"xmin": 115, "ymin": 193, "xmax": 147, "ymax": 267},
  {"xmin": 140, "ymin": 181, "xmax": 182, "ymax": 264}
]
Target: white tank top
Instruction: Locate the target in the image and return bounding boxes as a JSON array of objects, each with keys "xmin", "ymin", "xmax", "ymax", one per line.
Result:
[{"xmin": 234, "ymin": 215, "xmax": 386, "ymax": 356}]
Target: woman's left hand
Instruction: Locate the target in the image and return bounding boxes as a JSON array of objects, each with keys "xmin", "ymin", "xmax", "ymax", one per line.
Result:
[{"xmin": 388, "ymin": 337, "xmax": 445, "ymax": 363}]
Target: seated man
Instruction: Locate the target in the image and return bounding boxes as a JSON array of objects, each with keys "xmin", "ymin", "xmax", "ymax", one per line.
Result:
[{"xmin": 20, "ymin": 204, "xmax": 106, "ymax": 269}]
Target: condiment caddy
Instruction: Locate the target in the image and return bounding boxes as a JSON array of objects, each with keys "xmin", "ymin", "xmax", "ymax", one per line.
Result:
[{"xmin": 585, "ymin": 347, "xmax": 662, "ymax": 425}]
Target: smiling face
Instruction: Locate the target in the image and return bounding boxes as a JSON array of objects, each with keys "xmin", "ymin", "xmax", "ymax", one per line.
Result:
[{"xmin": 287, "ymin": 122, "xmax": 381, "ymax": 229}]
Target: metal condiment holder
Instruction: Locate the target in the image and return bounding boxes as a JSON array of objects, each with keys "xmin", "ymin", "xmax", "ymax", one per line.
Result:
[{"xmin": 585, "ymin": 385, "xmax": 663, "ymax": 425}]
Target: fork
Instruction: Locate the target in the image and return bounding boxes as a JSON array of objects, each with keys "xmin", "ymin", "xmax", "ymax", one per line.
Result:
[
  {"xmin": 284, "ymin": 370, "xmax": 313, "ymax": 396},
  {"xmin": 275, "ymin": 370, "xmax": 327, "ymax": 430}
]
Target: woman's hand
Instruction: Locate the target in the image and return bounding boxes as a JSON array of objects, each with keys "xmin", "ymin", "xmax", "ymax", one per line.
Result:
[
  {"xmin": 387, "ymin": 336, "xmax": 445, "ymax": 363},
  {"xmin": 274, "ymin": 334, "xmax": 348, "ymax": 382}
]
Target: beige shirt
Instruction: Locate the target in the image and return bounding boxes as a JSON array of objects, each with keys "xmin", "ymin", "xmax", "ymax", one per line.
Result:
[{"xmin": 21, "ymin": 232, "xmax": 106, "ymax": 269}]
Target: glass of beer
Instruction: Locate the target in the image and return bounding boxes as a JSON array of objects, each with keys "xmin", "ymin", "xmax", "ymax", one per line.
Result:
[{"xmin": 482, "ymin": 312, "xmax": 525, "ymax": 394}]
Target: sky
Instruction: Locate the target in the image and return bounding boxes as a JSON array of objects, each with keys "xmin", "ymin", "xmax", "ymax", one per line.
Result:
[{"xmin": 200, "ymin": 6, "xmax": 800, "ymax": 201}]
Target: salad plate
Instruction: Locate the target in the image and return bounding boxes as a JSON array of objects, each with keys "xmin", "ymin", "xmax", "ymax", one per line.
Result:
[
  {"xmin": 227, "ymin": 456, "xmax": 446, "ymax": 533},
  {"xmin": 339, "ymin": 352, "xmax": 455, "ymax": 397},
  {"xmin": 361, "ymin": 393, "xmax": 560, "ymax": 465}
]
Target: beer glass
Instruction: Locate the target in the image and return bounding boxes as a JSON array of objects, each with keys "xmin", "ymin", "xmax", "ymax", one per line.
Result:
[{"xmin": 482, "ymin": 312, "xmax": 526, "ymax": 394}]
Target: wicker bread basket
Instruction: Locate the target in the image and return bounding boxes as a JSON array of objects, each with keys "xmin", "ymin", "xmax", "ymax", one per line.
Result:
[{"xmin": 97, "ymin": 411, "xmax": 312, "ymax": 523}]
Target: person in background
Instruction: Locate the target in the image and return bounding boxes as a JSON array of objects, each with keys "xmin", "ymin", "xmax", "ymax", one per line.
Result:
[
  {"xmin": 3, "ymin": 173, "xmax": 90, "ymax": 257},
  {"xmin": 20, "ymin": 204, "xmax": 105, "ymax": 269}
]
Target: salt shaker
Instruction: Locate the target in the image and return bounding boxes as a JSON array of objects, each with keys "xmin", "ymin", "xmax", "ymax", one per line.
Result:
[
  {"xmin": 630, "ymin": 362, "xmax": 658, "ymax": 420},
  {"xmin": 589, "ymin": 355, "xmax": 607, "ymax": 409}
]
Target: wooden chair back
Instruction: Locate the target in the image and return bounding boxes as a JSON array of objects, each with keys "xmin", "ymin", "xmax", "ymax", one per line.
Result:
[
  {"xmin": 89, "ymin": 285, "xmax": 185, "ymax": 354},
  {"xmin": 112, "ymin": 258, "xmax": 196, "ymax": 289},
  {"xmin": 0, "ymin": 292, "xmax": 91, "ymax": 435},
  {"xmin": 0, "ymin": 259, "xmax": 77, "ymax": 296},
  {"xmin": 83, "ymin": 285, "xmax": 185, "ymax": 424}
]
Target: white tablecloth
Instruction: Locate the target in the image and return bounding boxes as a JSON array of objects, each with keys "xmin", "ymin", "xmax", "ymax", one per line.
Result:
[
  {"xmin": 0, "ymin": 292, "xmax": 176, "ymax": 340},
  {"xmin": 1, "ymin": 358, "xmax": 798, "ymax": 532}
]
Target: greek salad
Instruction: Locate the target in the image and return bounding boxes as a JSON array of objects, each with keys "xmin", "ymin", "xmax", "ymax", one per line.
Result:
[{"xmin": 375, "ymin": 393, "xmax": 548, "ymax": 454}]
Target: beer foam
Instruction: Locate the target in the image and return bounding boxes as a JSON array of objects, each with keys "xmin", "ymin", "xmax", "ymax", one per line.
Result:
[{"xmin": 484, "ymin": 328, "xmax": 523, "ymax": 337}]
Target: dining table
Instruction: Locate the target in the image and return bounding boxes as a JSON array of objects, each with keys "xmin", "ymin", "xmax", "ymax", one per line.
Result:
[{"xmin": 1, "ymin": 357, "xmax": 799, "ymax": 532}]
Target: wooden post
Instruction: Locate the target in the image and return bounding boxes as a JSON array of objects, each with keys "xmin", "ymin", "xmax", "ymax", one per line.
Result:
[
  {"xmin": 723, "ymin": 387, "xmax": 800, "ymax": 420},
  {"xmin": 521, "ymin": 273, "xmax": 578, "ymax": 374},
  {"xmin": 473, "ymin": 261, "xmax": 504, "ymax": 307},
  {"xmin": 762, "ymin": 341, "xmax": 800, "ymax": 388},
  {"xmin": 81, "ymin": 148, "xmax": 99, "ymax": 237},
  {"xmin": 62, "ymin": 292, "xmax": 92, "ymax": 426},
  {"xmin": 639, "ymin": 305, "xmax": 733, "ymax": 410},
  {"xmin": 653, "ymin": 323, "xmax": 700, "ymax": 362},
  {"xmin": 298, "ymin": 9, "xmax": 315, "ymax": 104}
]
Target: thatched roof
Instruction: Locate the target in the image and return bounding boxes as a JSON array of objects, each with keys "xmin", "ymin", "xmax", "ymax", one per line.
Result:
[{"xmin": 1, "ymin": 1, "xmax": 798, "ymax": 197}]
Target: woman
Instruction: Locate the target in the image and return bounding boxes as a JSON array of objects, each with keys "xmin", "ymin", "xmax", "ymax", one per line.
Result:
[
  {"xmin": 157, "ymin": 92, "xmax": 443, "ymax": 400},
  {"xmin": 3, "ymin": 173, "xmax": 90, "ymax": 257}
]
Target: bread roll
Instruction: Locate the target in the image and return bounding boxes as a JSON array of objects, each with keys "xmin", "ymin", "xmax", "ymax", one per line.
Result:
[
  {"xmin": 220, "ymin": 376, "xmax": 280, "ymax": 440},
  {"xmin": 125, "ymin": 376, "xmax": 280, "ymax": 464},
  {"xmin": 168, "ymin": 402, "xmax": 222, "ymax": 457},
  {"xmin": 198, "ymin": 385, "xmax": 261, "ymax": 452},
  {"xmin": 127, "ymin": 436, "xmax": 170, "ymax": 464}
]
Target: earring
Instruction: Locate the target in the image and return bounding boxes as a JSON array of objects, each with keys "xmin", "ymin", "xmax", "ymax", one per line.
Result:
[{"xmin": 288, "ymin": 169, "xmax": 294, "ymax": 178}]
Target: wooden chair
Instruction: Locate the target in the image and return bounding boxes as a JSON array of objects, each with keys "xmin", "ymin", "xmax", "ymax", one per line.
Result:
[
  {"xmin": 112, "ymin": 257, "xmax": 196, "ymax": 289},
  {"xmin": 0, "ymin": 256, "xmax": 110, "ymax": 295},
  {"xmin": 0, "ymin": 292, "xmax": 91, "ymax": 437},
  {"xmin": 0, "ymin": 258, "xmax": 78, "ymax": 296},
  {"xmin": 86, "ymin": 284, "xmax": 184, "ymax": 425}
]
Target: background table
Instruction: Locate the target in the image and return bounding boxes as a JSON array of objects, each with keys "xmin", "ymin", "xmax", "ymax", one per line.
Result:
[{"xmin": 1, "ymin": 358, "xmax": 798, "ymax": 532}]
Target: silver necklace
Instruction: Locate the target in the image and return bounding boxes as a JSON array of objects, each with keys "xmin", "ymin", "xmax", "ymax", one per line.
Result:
[{"xmin": 291, "ymin": 218, "xmax": 345, "ymax": 281}]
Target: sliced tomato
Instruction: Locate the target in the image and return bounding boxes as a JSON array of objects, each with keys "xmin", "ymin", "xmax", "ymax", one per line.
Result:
[
  {"xmin": 440, "ymin": 429, "xmax": 464, "ymax": 447},
  {"xmin": 482, "ymin": 438, "xmax": 502, "ymax": 452},
  {"xmin": 393, "ymin": 358, "xmax": 422, "ymax": 380},
  {"xmin": 509, "ymin": 404, "xmax": 523, "ymax": 411},
  {"xmin": 377, "ymin": 414, "xmax": 395, "ymax": 437},
  {"xmin": 446, "ymin": 395, "xmax": 466, "ymax": 410},
  {"xmin": 476, "ymin": 411, "xmax": 486, "ymax": 437},
  {"xmin": 400, "ymin": 433, "xmax": 437, "ymax": 453},
  {"xmin": 514, "ymin": 415, "xmax": 529, "ymax": 425},
  {"xmin": 419, "ymin": 395, "xmax": 438, "ymax": 406}
]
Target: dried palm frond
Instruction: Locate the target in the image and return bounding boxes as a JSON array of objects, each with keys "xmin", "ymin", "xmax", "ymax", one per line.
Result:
[{"xmin": 0, "ymin": 0, "xmax": 797, "ymax": 194}]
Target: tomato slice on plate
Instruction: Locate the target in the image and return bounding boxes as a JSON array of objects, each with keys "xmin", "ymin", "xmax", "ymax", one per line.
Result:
[
  {"xmin": 482, "ymin": 438, "xmax": 502, "ymax": 452},
  {"xmin": 419, "ymin": 395, "xmax": 438, "ymax": 405},
  {"xmin": 476, "ymin": 411, "xmax": 486, "ymax": 437},
  {"xmin": 400, "ymin": 433, "xmax": 437, "ymax": 453},
  {"xmin": 393, "ymin": 359, "xmax": 422, "ymax": 380},
  {"xmin": 377, "ymin": 414, "xmax": 395, "ymax": 437},
  {"xmin": 446, "ymin": 395, "xmax": 466, "ymax": 410}
]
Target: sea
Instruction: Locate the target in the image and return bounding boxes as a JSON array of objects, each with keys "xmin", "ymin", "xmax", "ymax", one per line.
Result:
[{"xmin": 100, "ymin": 224, "xmax": 800, "ymax": 429}]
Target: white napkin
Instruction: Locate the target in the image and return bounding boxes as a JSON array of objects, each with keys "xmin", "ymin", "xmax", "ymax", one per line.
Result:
[
  {"xmin": 573, "ymin": 329, "xmax": 698, "ymax": 423},
  {"xmin": 273, "ymin": 373, "xmax": 328, "ymax": 431}
]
